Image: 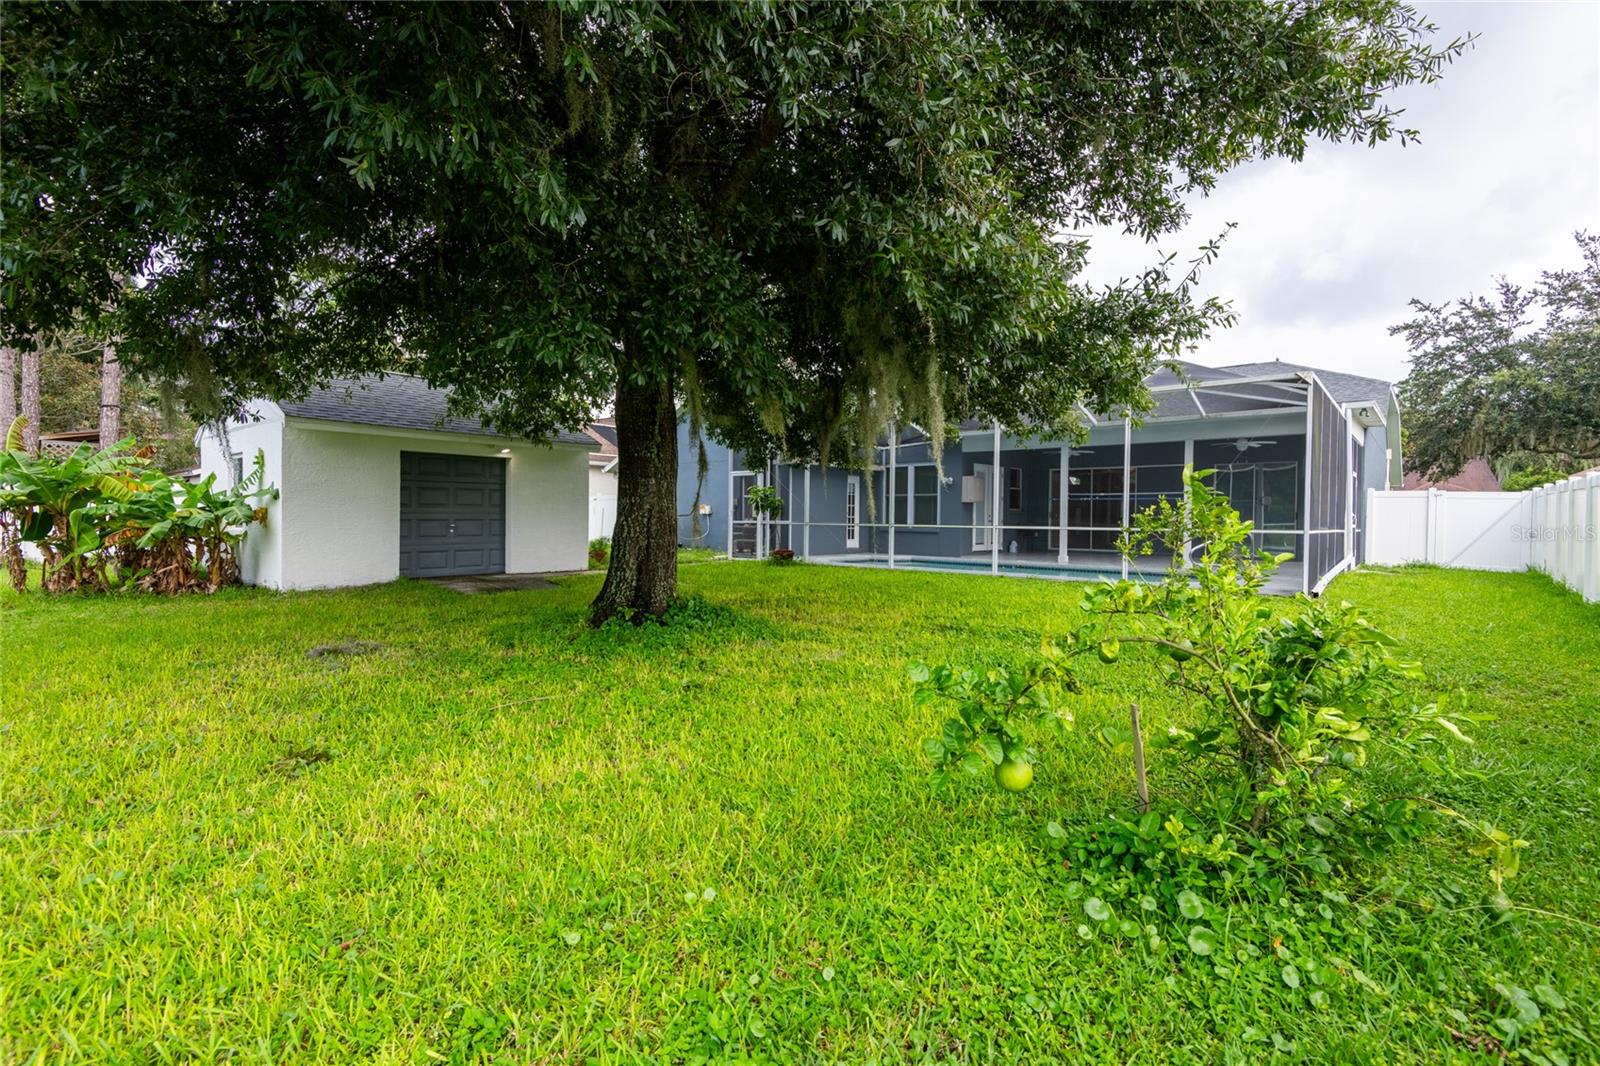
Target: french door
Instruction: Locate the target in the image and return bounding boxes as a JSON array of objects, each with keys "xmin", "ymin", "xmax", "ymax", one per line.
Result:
[
  {"xmin": 730, "ymin": 472, "xmax": 758, "ymax": 558},
  {"xmin": 972, "ymin": 463, "xmax": 995, "ymax": 550},
  {"xmin": 845, "ymin": 475, "xmax": 860, "ymax": 549}
]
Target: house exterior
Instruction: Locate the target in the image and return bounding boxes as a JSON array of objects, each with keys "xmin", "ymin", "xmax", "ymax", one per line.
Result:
[
  {"xmin": 676, "ymin": 360, "xmax": 1402, "ymax": 595},
  {"xmin": 197, "ymin": 374, "xmax": 595, "ymax": 589},
  {"xmin": 1400, "ymin": 457, "xmax": 1500, "ymax": 492},
  {"xmin": 582, "ymin": 419, "xmax": 619, "ymax": 539}
]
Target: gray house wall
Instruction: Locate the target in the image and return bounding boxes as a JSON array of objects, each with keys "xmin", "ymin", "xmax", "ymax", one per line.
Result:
[{"xmin": 675, "ymin": 401, "xmax": 1398, "ymax": 565}]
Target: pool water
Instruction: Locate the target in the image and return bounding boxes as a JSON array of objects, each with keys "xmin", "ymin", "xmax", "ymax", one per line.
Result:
[{"xmin": 826, "ymin": 556, "xmax": 1151, "ymax": 582}]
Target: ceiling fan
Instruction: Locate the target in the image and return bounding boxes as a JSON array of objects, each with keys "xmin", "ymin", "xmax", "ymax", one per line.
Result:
[{"xmin": 1232, "ymin": 438, "xmax": 1277, "ymax": 452}]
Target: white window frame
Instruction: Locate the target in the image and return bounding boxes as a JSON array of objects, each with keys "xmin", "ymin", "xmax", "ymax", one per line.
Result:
[
  {"xmin": 229, "ymin": 452, "xmax": 244, "ymax": 486},
  {"xmin": 1007, "ymin": 466, "xmax": 1023, "ymax": 511},
  {"xmin": 1047, "ymin": 468, "xmax": 1060, "ymax": 550},
  {"xmin": 844, "ymin": 474, "xmax": 861, "ymax": 549},
  {"xmin": 892, "ymin": 463, "xmax": 939, "ymax": 527}
]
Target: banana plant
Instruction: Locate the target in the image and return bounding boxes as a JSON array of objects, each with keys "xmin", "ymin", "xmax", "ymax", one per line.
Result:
[
  {"xmin": 0, "ymin": 416, "xmax": 277, "ymax": 593},
  {"xmin": 0, "ymin": 416, "xmax": 147, "ymax": 589}
]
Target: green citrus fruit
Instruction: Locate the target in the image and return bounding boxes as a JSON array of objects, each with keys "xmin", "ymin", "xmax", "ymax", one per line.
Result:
[{"xmin": 994, "ymin": 758, "xmax": 1034, "ymax": 792}]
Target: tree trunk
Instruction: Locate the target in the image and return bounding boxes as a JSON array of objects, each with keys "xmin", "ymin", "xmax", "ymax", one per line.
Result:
[
  {"xmin": 590, "ymin": 367, "xmax": 679, "ymax": 625},
  {"xmin": 20, "ymin": 348, "xmax": 41, "ymax": 453},
  {"xmin": 0, "ymin": 347, "xmax": 16, "ymax": 434},
  {"xmin": 98, "ymin": 343, "xmax": 123, "ymax": 448}
]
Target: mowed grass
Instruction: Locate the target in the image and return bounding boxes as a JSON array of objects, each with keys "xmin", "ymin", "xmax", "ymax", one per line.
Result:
[{"xmin": 2, "ymin": 563, "xmax": 1597, "ymax": 1063}]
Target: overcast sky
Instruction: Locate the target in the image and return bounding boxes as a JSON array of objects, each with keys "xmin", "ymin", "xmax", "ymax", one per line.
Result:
[{"xmin": 1081, "ymin": 1, "xmax": 1599, "ymax": 386}]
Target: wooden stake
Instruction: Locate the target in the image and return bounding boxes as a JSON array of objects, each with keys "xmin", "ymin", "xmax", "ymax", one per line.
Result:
[{"xmin": 1130, "ymin": 702, "xmax": 1150, "ymax": 813}]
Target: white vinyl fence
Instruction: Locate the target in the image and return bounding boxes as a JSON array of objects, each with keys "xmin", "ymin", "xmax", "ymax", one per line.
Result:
[
  {"xmin": 1365, "ymin": 472, "xmax": 1600, "ymax": 602},
  {"xmin": 588, "ymin": 494, "xmax": 617, "ymax": 541}
]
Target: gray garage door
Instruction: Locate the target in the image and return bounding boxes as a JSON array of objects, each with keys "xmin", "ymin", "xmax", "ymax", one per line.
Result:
[{"xmin": 399, "ymin": 452, "xmax": 506, "ymax": 577}]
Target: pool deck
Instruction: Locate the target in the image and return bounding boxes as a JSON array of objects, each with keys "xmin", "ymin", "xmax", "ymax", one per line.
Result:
[{"xmin": 806, "ymin": 549, "xmax": 1308, "ymax": 596}]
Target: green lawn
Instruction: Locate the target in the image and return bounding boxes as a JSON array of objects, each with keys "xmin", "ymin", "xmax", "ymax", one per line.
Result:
[{"xmin": 3, "ymin": 563, "xmax": 1596, "ymax": 1063}]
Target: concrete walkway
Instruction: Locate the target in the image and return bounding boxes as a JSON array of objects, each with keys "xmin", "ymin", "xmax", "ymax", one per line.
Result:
[{"xmin": 423, "ymin": 571, "xmax": 580, "ymax": 593}]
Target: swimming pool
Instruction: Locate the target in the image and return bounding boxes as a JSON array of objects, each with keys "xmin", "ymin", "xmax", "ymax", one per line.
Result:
[{"xmin": 823, "ymin": 555, "xmax": 1151, "ymax": 583}]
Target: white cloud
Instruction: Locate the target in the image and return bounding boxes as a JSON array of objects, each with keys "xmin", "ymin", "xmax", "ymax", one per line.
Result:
[{"xmin": 1080, "ymin": 1, "xmax": 1599, "ymax": 386}]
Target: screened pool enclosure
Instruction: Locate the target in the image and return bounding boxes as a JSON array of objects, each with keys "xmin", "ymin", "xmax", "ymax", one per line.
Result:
[{"xmin": 683, "ymin": 363, "xmax": 1396, "ymax": 596}]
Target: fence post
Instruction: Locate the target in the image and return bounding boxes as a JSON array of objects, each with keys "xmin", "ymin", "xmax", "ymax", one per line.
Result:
[
  {"xmin": 1558, "ymin": 480, "xmax": 1571, "ymax": 589},
  {"xmin": 1364, "ymin": 487, "xmax": 1376, "ymax": 564},
  {"xmin": 1425, "ymin": 488, "xmax": 1440, "ymax": 564},
  {"xmin": 1587, "ymin": 473, "xmax": 1600, "ymax": 603},
  {"xmin": 1533, "ymin": 486, "xmax": 1547, "ymax": 574},
  {"xmin": 802, "ymin": 465, "xmax": 811, "ymax": 560}
]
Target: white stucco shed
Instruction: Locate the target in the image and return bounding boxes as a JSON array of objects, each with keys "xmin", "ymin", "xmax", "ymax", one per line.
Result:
[{"xmin": 197, "ymin": 374, "xmax": 595, "ymax": 590}]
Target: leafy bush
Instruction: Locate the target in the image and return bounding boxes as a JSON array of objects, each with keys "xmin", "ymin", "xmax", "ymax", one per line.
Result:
[
  {"xmin": 0, "ymin": 418, "xmax": 276, "ymax": 593},
  {"xmin": 917, "ymin": 471, "xmax": 1523, "ymax": 923},
  {"xmin": 593, "ymin": 593, "xmax": 736, "ymax": 631},
  {"xmin": 1500, "ymin": 465, "xmax": 1577, "ymax": 493},
  {"xmin": 911, "ymin": 651, "xmax": 1075, "ymax": 791},
  {"xmin": 768, "ymin": 547, "xmax": 796, "ymax": 565},
  {"xmin": 588, "ymin": 537, "xmax": 611, "ymax": 569},
  {"xmin": 744, "ymin": 484, "xmax": 783, "ymax": 518}
]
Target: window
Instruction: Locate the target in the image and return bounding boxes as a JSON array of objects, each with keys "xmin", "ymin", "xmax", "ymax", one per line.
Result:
[
  {"xmin": 229, "ymin": 453, "xmax": 244, "ymax": 485},
  {"xmin": 844, "ymin": 475, "xmax": 860, "ymax": 548},
  {"xmin": 892, "ymin": 464, "xmax": 938, "ymax": 526},
  {"xmin": 1007, "ymin": 467, "xmax": 1023, "ymax": 511}
]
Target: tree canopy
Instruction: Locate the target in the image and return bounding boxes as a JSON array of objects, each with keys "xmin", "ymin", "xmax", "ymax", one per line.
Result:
[
  {"xmin": 1, "ymin": 1, "xmax": 1466, "ymax": 618},
  {"xmin": 1395, "ymin": 232, "xmax": 1600, "ymax": 481}
]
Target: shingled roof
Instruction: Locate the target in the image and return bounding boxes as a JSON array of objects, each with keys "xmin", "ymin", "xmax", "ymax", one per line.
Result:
[
  {"xmin": 1214, "ymin": 361, "xmax": 1394, "ymax": 406},
  {"xmin": 276, "ymin": 374, "xmax": 595, "ymax": 447},
  {"xmin": 954, "ymin": 359, "xmax": 1395, "ymax": 430}
]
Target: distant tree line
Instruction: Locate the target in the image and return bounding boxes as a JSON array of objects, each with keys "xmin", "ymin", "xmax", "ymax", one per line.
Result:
[{"xmin": 1396, "ymin": 232, "xmax": 1600, "ymax": 485}]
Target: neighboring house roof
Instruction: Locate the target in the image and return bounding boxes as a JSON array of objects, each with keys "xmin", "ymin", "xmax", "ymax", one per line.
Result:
[
  {"xmin": 275, "ymin": 374, "xmax": 595, "ymax": 447},
  {"xmin": 581, "ymin": 419, "xmax": 619, "ymax": 465},
  {"xmin": 1401, "ymin": 457, "xmax": 1501, "ymax": 492}
]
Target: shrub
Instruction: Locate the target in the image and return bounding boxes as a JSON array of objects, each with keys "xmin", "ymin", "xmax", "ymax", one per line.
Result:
[
  {"xmin": 768, "ymin": 547, "xmax": 796, "ymax": 564},
  {"xmin": 916, "ymin": 470, "xmax": 1523, "ymax": 919},
  {"xmin": 1500, "ymin": 465, "xmax": 1577, "ymax": 493},
  {"xmin": 0, "ymin": 418, "xmax": 276, "ymax": 593},
  {"xmin": 911, "ymin": 651, "xmax": 1075, "ymax": 791},
  {"xmin": 588, "ymin": 537, "xmax": 611, "ymax": 568},
  {"xmin": 744, "ymin": 484, "xmax": 783, "ymax": 518}
]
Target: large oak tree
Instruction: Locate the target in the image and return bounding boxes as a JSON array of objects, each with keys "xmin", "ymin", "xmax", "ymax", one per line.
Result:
[
  {"xmin": 1395, "ymin": 232, "xmax": 1600, "ymax": 481},
  {"xmin": 1, "ymin": 2, "xmax": 1463, "ymax": 621}
]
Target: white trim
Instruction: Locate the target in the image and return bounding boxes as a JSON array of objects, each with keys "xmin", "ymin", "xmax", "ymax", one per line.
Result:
[
  {"xmin": 887, "ymin": 426, "xmax": 897, "ymax": 568},
  {"xmin": 844, "ymin": 474, "xmax": 860, "ymax": 550},
  {"xmin": 1057, "ymin": 443, "xmax": 1070, "ymax": 563},
  {"xmin": 1302, "ymin": 393, "xmax": 1314, "ymax": 594},
  {"xmin": 1310, "ymin": 555, "xmax": 1354, "ymax": 595},
  {"xmin": 729, "ymin": 467, "xmax": 757, "ymax": 560},
  {"xmin": 990, "ymin": 423, "xmax": 1001, "ymax": 574},
  {"xmin": 803, "ymin": 465, "xmax": 813, "ymax": 558},
  {"xmin": 954, "ymin": 404, "xmax": 1311, "ymax": 438},
  {"xmin": 1120, "ymin": 416, "xmax": 1132, "ymax": 580},
  {"xmin": 1148, "ymin": 371, "xmax": 1313, "ymax": 393},
  {"xmin": 892, "ymin": 461, "xmax": 941, "ymax": 527},
  {"xmin": 1182, "ymin": 386, "xmax": 1308, "ymax": 406},
  {"xmin": 972, "ymin": 462, "xmax": 996, "ymax": 551},
  {"xmin": 284, "ymin": 416, "xmax": 596, "ymax": 451},
  {"xmin": 1181, "ymin": 438, "xmax": 1195, "ymax": 567}
]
